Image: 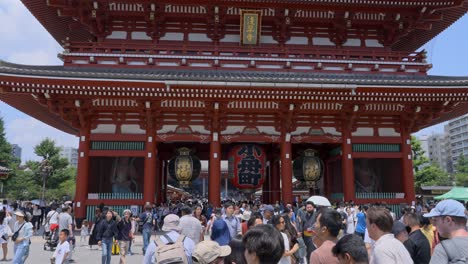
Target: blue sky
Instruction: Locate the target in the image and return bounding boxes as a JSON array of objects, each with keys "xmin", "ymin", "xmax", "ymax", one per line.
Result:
[{"xmin": 0, "ymin": 1, "xmax": 468, "ymax": 162}]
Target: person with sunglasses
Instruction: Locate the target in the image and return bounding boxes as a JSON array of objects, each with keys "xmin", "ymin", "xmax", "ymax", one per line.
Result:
[{"xmin": 424, "ymin": 199, "xmax": 468, "ymax": 264}]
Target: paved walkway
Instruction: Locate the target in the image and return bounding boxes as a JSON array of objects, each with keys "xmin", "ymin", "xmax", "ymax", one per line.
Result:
[{"xmin": 5, "ymin": 235, "xmax": 145, "ymax": 263}]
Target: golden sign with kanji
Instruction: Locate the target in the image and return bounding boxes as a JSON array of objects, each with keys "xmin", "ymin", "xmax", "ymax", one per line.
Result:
[{"xmin": 240, "ymin": 10, "xmax": 262, "ymax": 45}]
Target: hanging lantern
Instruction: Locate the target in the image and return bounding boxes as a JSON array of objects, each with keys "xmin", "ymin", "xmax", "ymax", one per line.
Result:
[
  {"xmin": 168, "ymin": 147, "xmax": 201, "ymax": 188},
  {"xmin": 0, "ymin": 166, "xmax": 10, "ymax": 180},
  {"xmin": 293, "ymin": 149, "xmax": 324, "ymax": 189},
  {"xmin": 228, "ymin": 144, "xmax": 266, "ymax": 192}
]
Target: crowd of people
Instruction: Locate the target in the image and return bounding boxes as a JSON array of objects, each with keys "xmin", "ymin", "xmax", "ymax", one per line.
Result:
[{"xmin": 0, "ymin": 197, "xmax": 467, "ymax": 264}]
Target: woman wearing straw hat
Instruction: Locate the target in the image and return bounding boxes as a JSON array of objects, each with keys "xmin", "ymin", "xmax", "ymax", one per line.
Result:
[{"xmin": 12, "ymin": 211, "xmax": 33, "ymax": 264}]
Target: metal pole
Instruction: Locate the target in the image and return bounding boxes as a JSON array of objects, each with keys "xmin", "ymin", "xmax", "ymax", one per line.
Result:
[
  {"xmin": 42, "ymin": 174, "xmax": 46, "ymax": 201},
  {"xmin": 225, "ymin": 177, "xmax": 228, "ymax": 199}
]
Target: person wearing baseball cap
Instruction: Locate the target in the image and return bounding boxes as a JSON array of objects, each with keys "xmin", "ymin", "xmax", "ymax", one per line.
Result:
[
  {"xmin": 192, "ymin": 240, "xmax": 231, "ymax": 264},
  {"xmin": 423, "ymin": 199, "xmax": 468, "ymax": 264},
  {"xmin": 142, "ymin": 214, "xmax": 195, "ymax": 264}
]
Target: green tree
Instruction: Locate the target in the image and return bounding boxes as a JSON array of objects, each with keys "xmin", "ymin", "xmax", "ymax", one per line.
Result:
[
  {"xmin": 0, "ymin": 117, "xmax": 13, "ymax": 167},
  {"xmin": 34, "ymin": 138, "xmax": 61, "ymax": 160},
  {"xmin": 455, "ymin": 153, "xmax": 468, "ymax": 186},
  {"xmin": 5, "ymin": 169, "xmax": 41, "ymax": 200},
  {"xmin": 414, "ymin": 163, "xmax": 451, "ymax": 188},
  {"xmin": 411, "ymin": 136, "xmax": 429, "ymax": 173}
]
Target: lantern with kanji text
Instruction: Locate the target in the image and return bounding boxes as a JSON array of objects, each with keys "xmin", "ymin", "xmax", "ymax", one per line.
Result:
[
  {"xmin": 228, "ymin": 144, "xmax": 267, "ymax": 192},
  {"xmin": 293, "ymin": 149, "xmax": 324, "ymax": 189},
  {"xmin": 168, "ymin": 147, "xmax": 201, "ymax": 188}
]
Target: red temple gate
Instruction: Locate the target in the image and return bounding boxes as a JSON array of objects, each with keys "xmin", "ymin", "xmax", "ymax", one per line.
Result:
[{"xmin": 1, "ymin": 0, "xmax": 468, "ymax": 220}]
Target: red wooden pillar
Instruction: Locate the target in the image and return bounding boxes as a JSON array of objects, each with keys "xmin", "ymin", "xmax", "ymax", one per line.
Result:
[
  {"xmin": 209, "ymin": 132, "xmax": 221, "ymax": 207},
  {"xmin": 401, "ymin": 129, "xmax": 416, "ymax": 204},
  {"xmin": 262, "ymin": 163, "xmax": 270, "ymax": 204},
  {"xmin": 155, "ymin": 158, "xmax": 161, "ymax": 204},
  {"xmin": 143, "ymin": 131, "xmax": 157, "ymax": 204},
  {"xmin": 342, "ymin": 128, "xmax": 355, "ymax": 202},
  {"xmin": 162, "ymin": 160, "xmax": 167, "ymax": 204},
  {"xmin": 75, "ymin": 127, "xmax": 90, "ymax": 219},
  {"xmin": 271, "ymin": 159, "xmax": 281, "ymax": 204},
  {"xmin": 324, "ymin": 160, "xmax": 332, "ymax": 198},
  {"xmin": 281, "ymin": 135, "xmax": 293, "ymax": 205}
]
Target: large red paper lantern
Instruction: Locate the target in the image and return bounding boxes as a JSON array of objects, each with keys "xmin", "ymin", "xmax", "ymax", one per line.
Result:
[{"xmin": 228, "ymin": 144, "xmax": 266, "ymax": 192}]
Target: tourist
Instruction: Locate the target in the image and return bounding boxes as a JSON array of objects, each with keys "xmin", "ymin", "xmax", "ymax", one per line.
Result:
[
  {"xmin": 193, "ymin": 205, "xmax": 207, "ymax": 233},
  {"xmin": 271, "ymin": 214, "xmax": 299, "ymax": 264},
  {"xmin": 222, "ymin": 202, "xmax": 241, "ymax": 241},
  {"xmin": 261, "ymin": 204, "xmax": 275, "ymax": 224},
  {"xmin": 419, "ymin": 216, "xmax": 437, "ymax": 254},
  {"xmin": 12, "ymin": 211, "xmax": 33, "ymax": 264},
  {"xmin": 143, "ymin": 214, "xmax": 195, "ymax": 264},
  {"xmin": 88, "ymin": 207, "xmax": 103, "ymax": 249},
  {"xmin": 391, "ymin": 220, "xmax": 410, "ymax": 245},
  {"xmin": 366, "ymin": 207, "xmax": 413, "ymax": 264},
  {"xmin": 346, "ymin": 207, "xmax": 356, "ymax": 235},
  {"xmin": 79, "ymin": 220, "xmax": 89, "ymax": 246},
  {"xmin": 240, "ymin": 210, "xmax": 251, "ymax": 234},
  {"xmin": 117, "ymin": 209, "xmax": 132, "ymax": 264},
  {"xmin": 332, "ymin": 234, "xmax": 369, "ymax": 264},
  {"xmin": 309, "ymin": 208, "xmax": 341, "ymax": 264},
  {"xmin": 224, "ymin": 235, "xmax": 247, "ymax": 264},
  {"xmin": 243, "ymin": 224, "xmax": 284, "ymax": 264},
  {"xmin": 179, "ymin": 206, "xmax": 203, "ymax": 244},
  {"xmin": 246, "ymin": 212, "xmax": 263, "ymax": 231},
  {"xmin": 299, "ymin": 201, "xmax": 317, "ymax": 261},
  {"xmin": 403, "ymin": 212, "xmax": 431, "ymax": 264},
  {"xmin": 192, "ymin": 240, "xmax": 231, "ymax": 264},
  {"xmin": 0, "ymin": 210, "xmax": 11, "ymax": 261},
  {"xmin": 139, "ymin": 204, "xmax": 157, "ymax": 254},
  {"xmin": 31, "ymin": 204, "xmax": 42, "ymax": 233},
  {"xmin": 211, "ymin": 219, "xmax": 231, "ymax": 246},
  {"xmin": 45, "ymin": 204, "xmax": 59, "ymax": 239},
  {"xmin": 52, "ymin": 229, "xmax": 71, "ymax": 264},
  {"xmin": 424, "ymin": 199, "xmax": 468, "ymax": 264},
  {"xmin": 354, "ymin": 206, "xmax": 367, "ymax": 240},
  {"xmin": 96, "ymin": 210, "xmax": 119, "ymax": 264},
  {"xmin": 58, "ymin": 206, "xmax": 74, "ymax": 262},
  {"xmin": 128, "ymin": 214, "xmax": 137, "ymax": 255}
]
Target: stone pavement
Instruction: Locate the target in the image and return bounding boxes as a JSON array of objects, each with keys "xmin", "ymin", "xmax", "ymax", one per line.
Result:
[{"xmin": 5, "ymin": 235, "xmax": 146, "ymax": 264}]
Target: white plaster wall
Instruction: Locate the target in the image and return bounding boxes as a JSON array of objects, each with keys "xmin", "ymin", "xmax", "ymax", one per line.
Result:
[
  {"xmin": 352, "ymin": 127, "xmax": 374, "ymax": 137},
  {"xmin": 91, "ymin": 124, "xmax": 116, "ymax": 134},
  {"xmin": 131, "ymin": 32, "xmax": 152, "ymax": 40},
  {"xmin": 106, "ymin": 31, "xmax": 127, "ymax": 39},
  {"xmin": 378, "ymin": 128, "xmax": 401, "ymax": 137}
]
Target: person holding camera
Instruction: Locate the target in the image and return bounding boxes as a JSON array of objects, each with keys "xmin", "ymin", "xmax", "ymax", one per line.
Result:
[{"xmin": 12, "ymin": 211, "xmax": 33, "ymax": 264}]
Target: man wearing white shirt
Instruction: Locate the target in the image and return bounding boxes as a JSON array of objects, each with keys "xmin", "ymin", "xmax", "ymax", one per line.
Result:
[{"xmin": 366, "ymin": 207, "xmax": 413, "ymax": 264}]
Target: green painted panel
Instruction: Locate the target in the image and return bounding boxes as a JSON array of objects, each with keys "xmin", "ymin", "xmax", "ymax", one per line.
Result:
[
  {"xmin": 352, "ymin": 144, "xmax": 401, "ymax": 152},
  {"xmin": 90, "ymin": 141, "xmax": 145, "ymax": 151}
]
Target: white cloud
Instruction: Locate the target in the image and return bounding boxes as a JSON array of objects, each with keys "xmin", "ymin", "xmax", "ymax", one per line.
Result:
[
  {"xmin": 0, "ymin": 0, "xmax": 62, "ymax": 65},
  {"xmin": 7, "ymin": 50, "xmax": 59, "ymax": 66},
  {"xmin": 5, "ymin": 117, "xmax": 78, "ymax": 162}
]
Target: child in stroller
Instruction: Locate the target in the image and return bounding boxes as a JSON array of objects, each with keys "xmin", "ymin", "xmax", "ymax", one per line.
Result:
[{"xmin": 43, "ymin": 223, "xmax": 59, "ymax": 251}]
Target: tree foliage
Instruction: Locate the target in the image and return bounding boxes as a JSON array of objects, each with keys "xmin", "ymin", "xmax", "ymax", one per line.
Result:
[
  {"xmin": 5, "ymin": 138, "xmax": 76, "ymax": 201},
  {"xmin": 411, "ymin": 136, "xmax": 430, "ymax": 173},
  {"xmin": 0, "ymin": 117, "xmax": 14, "ymax": 167},
  {"xmin": 34, "ymin": 138, "xmax": 60, "ymax": 160},
  {"xmin": 414, "ymin": 163, "xmax": 451, "ymax": 188},
  {"xmin": 455, "ymin": 153, "xmax": 468, "ymax": 186}
]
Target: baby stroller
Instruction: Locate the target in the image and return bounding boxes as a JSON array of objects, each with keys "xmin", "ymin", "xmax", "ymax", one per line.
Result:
[{"xmin": 43, "ymin": 223, "xmax": 59, "ymax": 251}]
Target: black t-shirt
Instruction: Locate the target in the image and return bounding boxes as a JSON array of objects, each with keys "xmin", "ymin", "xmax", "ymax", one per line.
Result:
[{"xmin": 406, "ymin": 229, "xmax": 431, "ymax": 264}]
